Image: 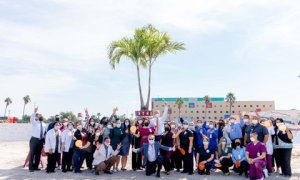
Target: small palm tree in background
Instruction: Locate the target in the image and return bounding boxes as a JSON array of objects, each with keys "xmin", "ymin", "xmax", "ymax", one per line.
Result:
[
  {"xmin": 4, "ymin": 97, "xmax": 12, "ymax": 117},
  {"xmin": 203, "ymin": 95, "xmax": 211, "ymax": 120},
  {"xmin": 22, "ymin": 95, "xmax": 31, "ymax": 117},
  {"xmin": 175, "ymin": 97, "xmax": 185, "ymax": 116},
  {"xmin": 226, "ymin": 92, "xmax": 236, "ymax": 115}
]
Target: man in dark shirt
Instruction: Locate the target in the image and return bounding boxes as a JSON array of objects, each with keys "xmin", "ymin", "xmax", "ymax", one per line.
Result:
[{"xmin": 244, "ymin": 117, "xmax": 269, "ymax": 145}]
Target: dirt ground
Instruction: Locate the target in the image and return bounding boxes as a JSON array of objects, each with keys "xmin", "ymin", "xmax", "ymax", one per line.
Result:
[{"xmin": 0, "ymin": 141, "xmax": 299, "ymax": 180}]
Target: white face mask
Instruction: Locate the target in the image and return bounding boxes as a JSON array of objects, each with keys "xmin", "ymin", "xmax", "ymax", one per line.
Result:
[
  {"xmin": 54, "ymin": 125, "xmax": 60, "ymax": 131},
  {"xmin": 230, "ymin": 119, "xmax": 235, "ymax": 124},
  {"xmin": 209, "ymin": 125, "xmax": 214, "ymax": 129},
  {"xmin": 148, "ymin": 140, "xmax": 154, "ymax": 144},
  {"xmin": 203, "ymin": 141, "xmax": 209, "ymax": 146},
  {"xmin": 171, "ymin": 124, "xmax": 176, "ymax": 129},
  {"xmin": 107, "ymin": 125, "xmax": 112, "ymax": 129},
  {"xmin": 125, "ymin": 122, "xmax": 129, "ymax": 126},
  {"xmin": 250, "ymin": 137, "xmax": 255, "ymax": 142},
  {"xmin": 105, "ymin": 142, "xmax": 110, "ymax": 146},
  {"xmin": 63, "ymin": 122, "xmax": 68, "ymax": 126},
  {"xmin": 68, "ymin": 125, "xmax": 73, "ymax": 130},
  {"xmin": 155, "ymin": 114, "xmax": 160, "ymax": 118},
  {"xmin": 183, "ymin": 125, "xmax": 189, "ymax": 129},
  {"xmin": 96, "ymin": 132, "xmax": 100, "ymax": 136},
  {"xmin": 252, "ymin": 120, "xmax": 258, "ymax": 125},
  {"xmin": 243, "ymin": 119, "xmax": 249, "ymax": 123},
  {"xmin": 77, "ymin": 125, "xmax": 83, "ymax": 130},
  {"xmin": 138, "ymin": 120, "xmax": 143, "ymax": 124},
  {"xmin": 197, "ymin": 123, "xmax": 202, "ymax": 127},
  {"xmin": 116, "ymin": 124, "xmax": 121, "ymax": 128},
  {"xmin": 221, "ymin": 141, "xmax": 226, "ymax": 145},
  {"xmin": 90, "ymin": 122, "xmax": 95, "ymax": 125}
]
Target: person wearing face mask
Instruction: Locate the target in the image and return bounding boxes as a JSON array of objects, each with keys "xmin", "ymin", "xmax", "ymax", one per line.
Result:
[
  {"xmin": 85, "ymin": 125, "xmax": 96, "ymax": 171},
  {"xmin": 132, "ymin": 118, "xmax": 143, "ymax": 171},
  {"xmin": 93, "ymin": 137, "xmax": 121, "ymax": 175},
  {"xmin": 47, "ymin": 114, "xmax": 60, "ymax": 132},
  {"xmin": 273, "ymin": 118, "xmax": 293, "ymax": 177},
  {"xmin": 150, "ymin": 102, "xmax": 169, "ymax": 142},
  {"xmin": 228, "ymin": 117, "xmax": 244, "ymax": 149},
  {"xmin": 195, "ymin": 120, "xmax": 207, "ymax": 152},
  {"xmin": 241, "ymin": 114, "xmax": 250, "ymax": 147},
  {"xmin": 135, "ymin": 119, "xmax": 155, "ymax": 148},
  {"xmin": 61, "ymin": 122, "xmax": 75, "ymax": 173},
  {"xmin": 73, "ymin": 121, "xmax": 91, "ymax": 173},
  {"xmin": 29, "ymin": 107, "xmax": 47, "ymax": 172},
  {"xmin": 246, "ymin": 132, "xmax": 267, "ymax": 180},
  {"xmin": 216, "ymin": 137, "xmax": 233, "ymax": 175},
  {"xmin": 161, "ymin": 123, "xmax": 176, "ymax": 175},
  {"xmin": 244, "ymin": 116, "xmax": 269, "ymax": 145},
  {"xmin": 178, "ymin": 120, "xmax": 194, "ymax": 175},
  {"xmin": 109, "ymin": 119, "xmax": 123, "ymax": 172},
  {"xmin": 45, "ymin": 122, "xmax": 61, "ymax": 173},
  {"xmin": 133, "ymin": 135, "xmax": 175, "ymax": 177},
  {"xmin": 196, "ymin": 137, "xmax": 215, "ymax": 175},
  {"xmin": 119, "ymin": 119, "xmax": 132, "ymax": 171},
  {"xmin": 204, "ymin": 121, "xmax": 218, "ymax": 171},
  {"xmin": 60, "ymin": 118, "xmax": 69, "ymax": 132},
  {"xmin": 232, "ymin": 139, "xmax": 249, "ymax": 177},
  {"xmin": 218, "ymin": 119, "xmax": 225, "ymax": 142}
]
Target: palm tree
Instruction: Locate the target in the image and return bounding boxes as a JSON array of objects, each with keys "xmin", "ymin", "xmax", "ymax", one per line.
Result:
[
  {"xmin": 4, "ymin": 97, "xmax": 12, "ymax": 117},
  {"xmin": 22, "ymin": 95, "xmax": 31, "ymax": 117},
  {"xmin": 203, "ymin": 95, "xmax": 211, "ymax": 120},
  {"xmin": 175, "ymin": 97, "xmax": 185, "ymax": 116},
  {"xmin": 108, "ymin": 29, "xmax": 147, "ymax": 110},
  {"xmin": 225, "ymin": 92, "xmax": 236, "ymax": 115},
  {"xmin": 142, "ymin": 24, "xmax": 186, "ymax": 109}
]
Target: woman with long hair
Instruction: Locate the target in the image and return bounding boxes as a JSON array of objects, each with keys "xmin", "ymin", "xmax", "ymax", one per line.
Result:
[
  {"xmin": 119, "ymin": 118, "xmax": 132, "ymax": 171},
  {"xmin": 216, "ymin": 137, "xmax": 233, "ymax": 175}
]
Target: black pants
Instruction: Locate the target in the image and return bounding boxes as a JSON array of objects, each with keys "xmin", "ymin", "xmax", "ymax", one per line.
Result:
[
  {"xmin": 155, "ymin": 135, "xmax": 162, "ymax": 142},
  {"xmin": 86, "ymin": 151, "xmax": 93, "ymax": 169},
  {"xmin": 62, "ymin": 149, "xmax": 73, "ymax": 171},
  {"xmin": 198, "ymin": 162, "xmax": 212, "ymax": 174},
  {"xmin": 146, "ymin": 160, "xmax": 162, "ymax": 176},
  {"xmin": 132, "ymin": 151, "xmax": 142, "ymax": 170},
  {"xmin": 273, "ymin": 148, "xmax": 281, "ymax": 169},
  {"xmin": 280, "ymin": 148, "xmax": 292, "ymax": 176},
  {"xmin": 171, "ymin": 148, "xmax": 182, "ymax": 170},
  {"xmin": 182, "ymin": 149, "xmax": 193, "ymax": 174},
  {"xmin": 162, "ymin": 151, "xmax": 172, "ymax": 172},
  {"xmin": 47, "ymin": 152, "xmax": 59, "ymax": 172},
  {"xmin": 29, "ymin": 137, "xmax": 43, "ymax": 170},
  {"xmin": 220, "ymin": 158, "xmax": 233, "ymax": 173},
  {"xmin": 236, "ymin": 160, "xmax": 249, "ymax": 174}
]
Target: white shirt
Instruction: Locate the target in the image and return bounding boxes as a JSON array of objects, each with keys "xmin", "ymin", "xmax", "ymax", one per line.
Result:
[
  {"xmin": 61, "ymin": 128, "xmax": 74, "ymax": 152},
  {"xmin": 150, "ymin": 106, "xmax": 168, "ymax": 135},
  {"xmin": 266, "ymin": 126, "xmax": 275, "ymax": 155},
  {"xmin": 148, "ymin": 144, "xmax": 156, "ymax": 162},
  {"xmin": 45, "ymin": 129, "xmax": 61, "ymax": 153},
  {"xmin": 30, "ymin": 113, "xmax": 47, "ymax": 139},
  {"xmin": 92, "ymin": 144, "xmax": 119, "ymax": 165}
]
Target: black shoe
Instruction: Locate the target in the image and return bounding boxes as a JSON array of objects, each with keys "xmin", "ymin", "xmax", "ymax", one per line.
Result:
[
  {"xmin": 188, "ymin": 172, "xmax": 193, "ymax": 175},
  {"xmin": 104, "ymin": 170, "xmax": 113, "ymax": 174},
  {"xmin": 239, "ymin": 172, "xmax": 242, "ymax": 176},
  {"xmin": 176, "ymin": 169, "xmax": 180, "ymax": 172},
  {"xmin": 95, "ymin": 171, "xmax": 99, "ymax": 175},
  {"xmin": 137, "ymin": 167, "xmax": 143, "ymax": 170},
  {"xmin": 34, "ymin": 168, "xmax": 41, "ymax": 171},
  {"xmin": 199, "ymin": 172, "xmax": 204, "ymax": 175},
  {"xmin": 206, "ymin": 172, "xmax": 210, "ymax": 175},
  {"xmin": 46, "ymin": 171, "xmax": 50, "ymax": 174},
  {"xmin": 181, "ymin": 171, "xmax": 188, "ymax": 173},
  {"xmin": 166, "ymin": 171, "xmax": 170, "ymax": 175},
  {"xmin": 133, "ymin": 168, "xmax": 137, "ymax": 171},
  {"xmin": 156, "ymin": 173, "xmax": 160, "ymax": 178},
  {"xmin": 245, "ymin": 173, "xmax": 249, "ymax": 178},
  {"xmin": 62, "ymin": 170, "xmax": 67, "ymax": 173},
  {"xmin": 29, "ymin": 169, "xmax": 34, "ymax": 172}
]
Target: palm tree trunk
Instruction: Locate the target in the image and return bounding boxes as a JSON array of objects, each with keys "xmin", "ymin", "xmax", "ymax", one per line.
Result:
[
  {"xmin": 145, "ymin": 63, "xmax": 152, "ymax": 110},
  {"xmin": 4, "ymin": 105, "xmax": 7, "ymax": 117},
  {"xmin": 136, "ymin": 65, "xmax": 145, "ymax": 110},
  {"xmin": 229, "ymin": 104, "xmax": 232, "ymax": 115},
  {"xmin": 22, "ymin": 103, "xmax": 26, "ymax": 117}
]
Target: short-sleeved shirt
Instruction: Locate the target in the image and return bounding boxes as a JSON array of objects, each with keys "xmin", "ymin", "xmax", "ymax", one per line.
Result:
[
  {"xmin": 179, "ymin": 129, "xmax": 193, "ymax": 149},
  {"xmin": 245, "ymin": 124, "xmax": 269, "ymax": 143},
  {"xmin": 246, "ymin": 141, "xmax": 267, "ymax": 160},
  {"xmin": 198, "ymin": 146, "xmax": 215, "ymax": 162},
  {"xmin": 219, "ymin": 146, "xmax": 232, "ymax": 156}
]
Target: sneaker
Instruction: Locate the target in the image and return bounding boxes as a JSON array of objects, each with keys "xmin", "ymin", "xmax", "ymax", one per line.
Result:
[{"xmin": 263, "ymin": 168, "xmax": 268, "ymax": 178}]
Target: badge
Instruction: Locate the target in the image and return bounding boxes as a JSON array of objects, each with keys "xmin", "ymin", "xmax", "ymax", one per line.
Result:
[
  {"xmin": 184, "ymin": 131, "xmax": 187, "ymax": 135},
  {"xmin": 206, "ymin": 150, "xmax": 210, "ymax": 153},
  {"xmin": 210, "ymin": 134, "xmax": 212, "ymax": 138},
  {"xmin": 225, "ymin": 148, "xmax": 228, "ymax": 153},
  {"xmin": 149, "ymin": 129, "xmax": 152, "ymax": 133},
  {"xmin": 257, "ymin": 152, "xmax": 260, "ymax": 157},
  {"xmin": 238, "ymin": 155, "xmax": 241, "ymax": 159}
]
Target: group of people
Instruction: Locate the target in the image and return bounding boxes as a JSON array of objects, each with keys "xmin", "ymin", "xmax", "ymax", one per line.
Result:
[{"xmin": 28, "ymin": 104, "xmax": 294, "ymax": 180}]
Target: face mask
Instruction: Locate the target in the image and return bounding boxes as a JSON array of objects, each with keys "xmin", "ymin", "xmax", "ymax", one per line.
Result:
[
  {"xmin": 105, "ymin": 142, "xmax": 110, "ymax": 146},
  {"xmin": 63, "ymin": 122, "xmax": 68, "ymax": 126},
  {"xmin": 230, "ymin": 119, "xmax": 235, "ymax": 124},
  {"xmin": 183, "ymin": 125, "xmax": 189, "ymax": 129},
  {"xmin": 252, "ymin": 120, "xmax": 258, "ymax": 125},
  {"xmin": 197, "ymin": 123, "xmax": 202, "ymax": 127},
  {"xmin": 125, "ymin": 122, "xmax": 129, "ymax": 126},
  {"xmin": 68, "ymin": 125, "xmax": 73, "ymax": 130},
  {"xmin": 55, "ymin": 118, "xmax": 60, "ymax": 122},
  {"xmin": 148, "ymin": 140, "xmax": 154, "ymax": 144},
  {"xmin": 90, "ymin": 122, "xmax": 95, "ymax": 125},
  {"xmin": 77, "ymin": 125, "xmax": 83, "ymax": 130},
  {"xmin": 116, "ymin": 124, "xmax": 121, "ymax": 128},
  {"xmin": 155, "ymin": 114, "xmax": 160, "ymax": 118},
  {"xmin": 144, "ymin": 122, "xmax": 149, "ymax": 126},
  {"xmin": 138, "ymin": 120, "xmax": 143, "ymax": 124},
  {"xmin": 54, "ymin": 125, "xmax": 60, "ymax": 131},
  {"xmin": 235, "ymin": 142, "xmax": 241, "ymax": 146},
  {"xmin": 107, "ymin": 125, "xmax": 112, "ymax": 129},
  {"xmin": 221, "ymin": 141, "xmax": 226, "ymax": 145},
  {"xmin": 96, "ymin": 132, "xmax": 101, "ymax": 136},
  {"xmin": 189, "ymin": 126, "xmax": 194, "ymax": 130},
  {"xmin": 171, "ymin": 124, "xmax": 176, "ymax": 129},
  {"xmin": 165, "ymin": 127, "xmax": 170, "ymax": 131},
  {"xmin": 243, "ymin": 118, "xmax": 249, "ymax": 123},
  {"xmin": 250, "ymin": 137, "xmax": 255, "ymax": 142},
  {"xmin": 209, "ymin": 125, "xmax": 214, "ymax": 129},
  {"xmin": 39, "ymin": 117, "xmax": 43, "ymax": 121},
  {"xmin": 203, "ymin": 141, "xmax": 209, "ymax": 146}
]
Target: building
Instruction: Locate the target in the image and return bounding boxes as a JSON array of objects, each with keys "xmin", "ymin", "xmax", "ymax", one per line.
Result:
[{"xmin": 151, "ymin": 97, "xmax": 275, "ymax": 121}]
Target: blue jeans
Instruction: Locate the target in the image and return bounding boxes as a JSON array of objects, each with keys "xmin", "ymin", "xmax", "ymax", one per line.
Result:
[{"xmin": 73, "ymin": 149, "xmax": 86, "ymax": 173}]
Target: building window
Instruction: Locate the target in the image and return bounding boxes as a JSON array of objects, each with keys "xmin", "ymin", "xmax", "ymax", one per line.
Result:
[
  {"xmin": 208, "ymin": 111, "xmax": 211, "ymax": 113},
  {"xmin": 214, "ymin": 111, "xmax": 217, "ymax": 113},
  {"xmin": 238, "ymin": 105, "xmax": 240, "ymax": 107},
  {"xmin": 191, "ymin": 111, "xmax": 193, "ymax": 113},
  {"xmin": 197, "ymin": 117, "xmax": 199, "ymax": 119},
  {"xmin": 232, "ymin": 111, "xmax": 235, "ymax": 114},
  {"xmin": 214, "ymin": 117, "xmax": 217, "ymax": 119},
  {"xmin": 226, "ymin": 111, "xmax": 229, "ymax": 113},
  {"xmin": 185, "ymin": 105, "xmax": 187, "ymax": 107},
  {"xmin": 156, "ymin": 105, "xmax": 158, "ymax": 107},
  {"xmin": 263, "ymin": 105, "xmax": 265, "ymax": 107},
  {"xmin": 162, "ymin": 105, "xmax": 164, "ymax": 107},
  {"xmin": 208, "ymin": 117, "xmax": 211, "ymax": 119},
  {"xmin": 214, "ymin": 105, "xmax": 216, "ymax": 107},
  {"xmin": 196, "ymin": 111, "xmax": 199, "ymax": 113},
  {"xmin": 232, "ymin": 105, "xmax": 234, "ymax": 107},
  {"xmin": 173, "ymin": 111, "xmax": 176, "ymax": 113},
  {"xmin": 220, "ymin": 105, "xmax": 222, "ymax": 107},
  {"xmin": 270, "ymin": 105, "xmax": 272, "ymax": 107},
  {"xmin": 202, "ymin": 105, "xmax": 205, "ymax": 108},
  {"xmin": 202, "ymin": 117, "xmax": 205, "ymax": 119},
  {"xmin": 173, "ymin": 105, "xmax": 176, "ymax": 108},
  {"xmin": 220, "ymin": 111, "xmax": 223, "ymax": 113},
  {"xmin": 256, "ymin": 105, "xmax": 259, "ymax": 107},
  {"xmin": 202, "ymin": 111, "xmax": 205, "ymax": 113},
  {"xmin": 244, "ymin": 105, "xmax": 247, "ymax": 107}
]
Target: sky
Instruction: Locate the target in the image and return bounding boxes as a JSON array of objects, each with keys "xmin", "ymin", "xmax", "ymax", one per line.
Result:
[{"xmin": 0, "ymin": 0, "xmax": 300, "ymax": 118}]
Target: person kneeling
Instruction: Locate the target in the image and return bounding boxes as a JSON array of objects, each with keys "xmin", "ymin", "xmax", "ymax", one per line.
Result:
[
  {"xmin": 196, "ymin": 136, "xmax": 215, "ymax": 175},
  {"xmin": 133, "ymin": 135, "xmax": 174, "ymax": 178},
  {"xmin": 92, "ymin": 137, "xmax": 121, "ymax": 175}
]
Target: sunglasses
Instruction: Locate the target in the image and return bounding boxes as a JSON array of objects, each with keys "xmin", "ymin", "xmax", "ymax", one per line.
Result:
[{"xmin": 148, "ymin": 139, "xmax": 154, "ymax": 141}]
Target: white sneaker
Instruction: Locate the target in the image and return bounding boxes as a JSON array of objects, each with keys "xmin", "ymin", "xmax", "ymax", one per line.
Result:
[{"xmin": 263, "ymin": 168, "xmax": 268, "ymax": 178}]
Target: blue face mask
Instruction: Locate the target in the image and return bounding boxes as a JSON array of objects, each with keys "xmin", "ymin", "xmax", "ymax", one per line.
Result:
[{"xmin": 203, "ymin": 141, "xmax": 209, "ymax": 146}]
